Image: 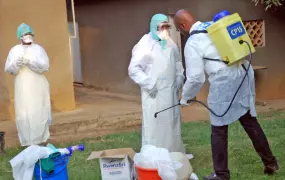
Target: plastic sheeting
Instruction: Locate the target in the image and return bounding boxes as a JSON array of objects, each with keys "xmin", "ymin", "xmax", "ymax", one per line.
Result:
[
  {"xmin": 134, "ymin": 145, "xmax": 183, "ymax": 180},
  {"xmin": 10, "ymin": 145, "xmax": 54, "ymax": 180}
]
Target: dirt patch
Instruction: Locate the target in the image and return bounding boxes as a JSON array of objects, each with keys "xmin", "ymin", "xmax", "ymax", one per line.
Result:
[{"xmin": 2, "ymin": 87, "xmax": 285, "ymax": 148}]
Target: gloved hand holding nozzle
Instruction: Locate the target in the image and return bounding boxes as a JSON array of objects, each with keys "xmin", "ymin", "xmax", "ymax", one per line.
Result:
[
  {"xmin": 179, "ymin": 99, "xmax": 189, "ymax": 107},
  {"xmin": 154, "ymin": 99, "xmax": 191, "ymax": 118}
]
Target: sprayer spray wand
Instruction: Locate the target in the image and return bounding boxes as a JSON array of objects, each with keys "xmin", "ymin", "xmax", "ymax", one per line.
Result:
[{"xmin": 154, "ymin": 40, "xmax": 252, "ymax": 118}]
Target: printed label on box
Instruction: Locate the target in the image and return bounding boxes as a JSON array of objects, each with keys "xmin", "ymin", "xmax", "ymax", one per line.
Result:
[{"xmin": 100, "ymin": 157, "xmax": 131, "ymax": 180}]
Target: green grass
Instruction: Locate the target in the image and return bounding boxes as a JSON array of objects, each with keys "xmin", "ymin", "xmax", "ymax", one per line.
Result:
[{"xmin": 1, "ymin": 111, "xmax": 285, "ymax": 180}]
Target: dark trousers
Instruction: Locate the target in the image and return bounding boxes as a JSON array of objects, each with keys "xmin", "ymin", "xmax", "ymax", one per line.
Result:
[{"xmin": 211, "ymin": 111, "xmax": 277, "ymax": 179}]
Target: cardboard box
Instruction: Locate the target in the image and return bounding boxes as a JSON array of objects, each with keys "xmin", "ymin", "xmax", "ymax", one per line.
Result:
[{"xmin": 87, "ymin": 148, "xmax": 136, "ymax": 180}]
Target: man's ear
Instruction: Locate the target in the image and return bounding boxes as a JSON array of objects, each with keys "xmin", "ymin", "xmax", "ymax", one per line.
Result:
[{"xmin": 180, "ymin": 23, "xmax": 185, "ymax": 30}]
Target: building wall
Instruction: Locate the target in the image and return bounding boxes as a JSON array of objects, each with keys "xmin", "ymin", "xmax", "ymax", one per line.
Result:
[
  {"xmin": 168, "ymin": 0, "xmax": 285, "ymax": 101},
  {"xmin": 0, "ymin": 5, "xmax": 11, "ymax": 120},
  {"xmin": 75, "ymin": 0, "xmax": 285, "ymax": 100},
  {"xmin": 75, "ymin": 0, "xmax": 167, "ymax": 95},
  {"xmin": 0, "ymin": 0, "xmax": 76, "ymax": 121}
]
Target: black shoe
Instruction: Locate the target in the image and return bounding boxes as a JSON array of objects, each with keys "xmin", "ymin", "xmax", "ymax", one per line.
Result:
[
  {"xmin": 203, "ymin": 173, "xmax": 223, "ymax": 180},
  {"xmin": 264, "ymin": 162, "xmax": 279, "ymax": 175}
]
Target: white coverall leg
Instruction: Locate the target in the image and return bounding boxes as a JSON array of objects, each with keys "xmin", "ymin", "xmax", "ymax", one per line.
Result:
[
  {"xmin": 5, "ymin": 44, "xmax": 51, "ymax": 146},
  {"xmin": 129, "ymin": 33, "xmax": 185, "ymax": 153}
]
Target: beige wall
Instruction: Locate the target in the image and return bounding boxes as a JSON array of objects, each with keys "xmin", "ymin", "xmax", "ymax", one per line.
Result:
[
  {"xmin": 0, "ymin": 0, "xmax": 75, "ymax": 121},
  {"xmin": 0, "ymin": 4, "xmax": 11, "ymax": 120},
  {"xmin": 75, "ymin": 0, "xmax": 167, "ymax": 95},
  {"xmin": 74, "ymin": 0, "xmax": 285, "ymax": 100}
]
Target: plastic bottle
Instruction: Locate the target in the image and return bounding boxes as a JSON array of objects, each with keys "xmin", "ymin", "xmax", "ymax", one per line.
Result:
[{"xmin": 66, "ymin": 144, "xmax": 85, "ymax": 156}]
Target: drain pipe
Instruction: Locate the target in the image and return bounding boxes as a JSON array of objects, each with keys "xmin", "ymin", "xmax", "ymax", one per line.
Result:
[
  {"xmin": 69, "ymin": 0, "xmax": 77, "ymax": 39},
  {"xmin": 68, "ymin": 0, "xmax": 77, "ymax": 83}
]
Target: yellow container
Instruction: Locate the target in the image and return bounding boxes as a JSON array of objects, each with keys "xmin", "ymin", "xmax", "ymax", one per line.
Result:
[{"xmin": 206, "ymin": 13, "xmax": 255, "ymax": 65}]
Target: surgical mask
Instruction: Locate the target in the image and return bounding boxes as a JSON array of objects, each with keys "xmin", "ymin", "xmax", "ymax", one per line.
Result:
[
  {"xmin": 157, "ymin": 30, "xmax": 169, "ymax": 40},
  {"xmin": 22, "ymin": 35, "xmax": 34, "ymax": 43}
]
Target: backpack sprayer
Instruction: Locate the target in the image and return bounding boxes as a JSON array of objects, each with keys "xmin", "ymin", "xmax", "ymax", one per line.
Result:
[{"xmin": 154, "ymin": 10, "xmax": 256, "ymax": 118}]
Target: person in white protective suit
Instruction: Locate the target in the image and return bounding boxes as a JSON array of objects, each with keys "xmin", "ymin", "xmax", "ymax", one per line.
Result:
[
  {"xmin": 128, "ymin": 14, "xmax": 185, "ymax": 153},
  {"xmin": 174, "ymin": 10, "xmax": 278, "ymax": 180},
  {"xmin": 5, "ymin": 23, "xmax": 52, "ymax": 146}
]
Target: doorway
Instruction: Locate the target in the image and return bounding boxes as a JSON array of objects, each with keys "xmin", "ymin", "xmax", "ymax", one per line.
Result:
[
  {"xmin": 68, "ymin": 22, "xmax": 83, "ymax": 84},
  {"xmin": 168, "ymin": 15, "xmax": 187, "ymax": 78},
  {"xmin": 168, "ymin": 15, "xmax": 196, "ymax": 100}
]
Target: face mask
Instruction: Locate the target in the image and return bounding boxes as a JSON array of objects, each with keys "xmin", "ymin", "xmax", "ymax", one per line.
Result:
[
  {"xmin": 22, "ymin": 35, "xmax": 34, "ymax": 43},
  {"xmin": 157, "ymin": 30, "xmax": 169, "ymax": 40}
]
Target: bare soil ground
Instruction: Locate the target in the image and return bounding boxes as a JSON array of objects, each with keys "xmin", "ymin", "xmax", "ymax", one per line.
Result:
[{"xmin": 1, "ymin": 86, "xmax": 285, "ymax": 148}]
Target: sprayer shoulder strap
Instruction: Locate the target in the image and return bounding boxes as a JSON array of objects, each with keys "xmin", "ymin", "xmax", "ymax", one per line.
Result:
[
  {"xmin": 189, "ymin": 30, "xmax": 208, "ymax": 37},
  {"xmin": 188, "ymin": 30, "xmax": 228, "ymax": 65},
  {"xmin": 241, "ymin": 64, "xmax": 246, "ymax": 71}
]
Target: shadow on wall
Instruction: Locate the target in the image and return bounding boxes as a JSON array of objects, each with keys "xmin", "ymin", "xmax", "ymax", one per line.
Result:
[
  {"xmin": 0, "ymin": 85, "xmax": 10, "ymax": 120},
  {"xmin": 73, "ymin": 0, "xmax": 167, "ymax": 95}
]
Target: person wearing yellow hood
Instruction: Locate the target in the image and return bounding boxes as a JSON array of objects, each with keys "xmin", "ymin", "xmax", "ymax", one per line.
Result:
[{"xmin": 5, "ymin": 23, "xmax": 51, "ymax": 146}]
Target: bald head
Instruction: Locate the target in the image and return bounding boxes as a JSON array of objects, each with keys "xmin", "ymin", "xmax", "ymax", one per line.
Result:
[{"xmin": 174, "ymin": 9, "xmax": 196, "ymax": 36}]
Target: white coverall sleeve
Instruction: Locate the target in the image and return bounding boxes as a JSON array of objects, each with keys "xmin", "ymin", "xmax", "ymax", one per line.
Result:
[
  {"xmin": 175, "ymin": 48, "xmax": 185, "ymax": 87},
  {"xmin": 5, "ymin": 48, "xmax": 20, "ymax": 75},
  {"xmin": 128, "ymin": 41, "xmax": 155, "ymax": 90},
  {"xmin": 181, "ymin": 40, "xmax": 206, "ymax": 101},
  {"xmin": 27, "ymin": 45, "xmax": 49, "ymax": 74}
]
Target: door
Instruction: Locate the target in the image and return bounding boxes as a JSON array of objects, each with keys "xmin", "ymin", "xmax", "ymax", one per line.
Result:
[
  {"xmin": 68, "ymin": 22, "xmax": 83, "ymax": 83},
  {"xmin": 168, "ymin": 15, "xmax": 183, "ymax": 58}
]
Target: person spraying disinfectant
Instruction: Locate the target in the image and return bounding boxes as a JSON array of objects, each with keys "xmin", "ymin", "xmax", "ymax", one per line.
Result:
[{"xmin": 172, "ymin": 10, "xmax": 278, "ymax": 180}]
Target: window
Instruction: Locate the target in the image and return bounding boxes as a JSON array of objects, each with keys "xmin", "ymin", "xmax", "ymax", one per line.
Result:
[{"xmin": 243, "ymin": 20, "xmax": 265, "ymax": 48}]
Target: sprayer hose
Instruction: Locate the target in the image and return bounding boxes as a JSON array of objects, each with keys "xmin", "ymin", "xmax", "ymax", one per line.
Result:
[{"xmin": 186, "ymin": 40, "xmax": 252, "ymax": 117}]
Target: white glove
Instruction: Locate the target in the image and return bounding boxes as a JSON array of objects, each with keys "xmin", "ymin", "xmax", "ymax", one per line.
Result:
[
  {"xmin": 177, "ymin": 84, "xmax": 183, "ymax": 89},
  {"xmin": 175, "ymin": 83, "xmax": 183, "ymax": 91},
  {"xmin": 149, "ymin": 85, "xmax": 158, "ymax": 98},
  {"xmin": 175, "ymin": 78, "xmax": 184, "ymax": 91},
  {"xmin": 22, "ymin": 58, "xmax": 30, "ymax": 65},
  {"xmin": 180, "ymin": 99, "xmax": 189, "ymax": 107},
  {"xmin": 15, "ymin": 57, "xmax": 23, "ymax": 67},
  {"xmin": 190, "ymin": 172, "xmax": 199, "ymax": 180}
]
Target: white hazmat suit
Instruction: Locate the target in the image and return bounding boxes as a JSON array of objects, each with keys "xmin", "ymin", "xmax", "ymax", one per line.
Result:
[
  {"xmin": 5, "ymin": 26, "xmax": 51, "ymax": 146},
  {"xmin": 181, "ymin": 21, "xmax": 256, "ymax": 126},
  {"xmin": 128, "ymin": 14, "xmax": 185, "ymax": 153}
]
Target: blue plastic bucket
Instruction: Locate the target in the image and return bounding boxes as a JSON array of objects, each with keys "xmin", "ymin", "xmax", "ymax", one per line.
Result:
[{"xmin": 34, "ymin": 155, "xmax": 69, "ymax": 180}]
